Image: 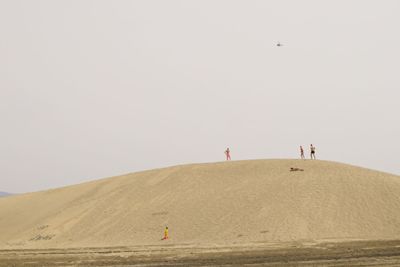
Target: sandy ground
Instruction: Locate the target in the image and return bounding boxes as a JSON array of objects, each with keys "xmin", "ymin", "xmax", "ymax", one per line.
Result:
[
  {"xmin": 2, "ymin": 159, "xmax": 400, "ymax": 266},
  {"xmin": 2, "ymin": 240, "xmax": 400, "ymax": 266},
  {"xmin": 1, "ymin": 160, "xmax": 400, "ymax": 249}
]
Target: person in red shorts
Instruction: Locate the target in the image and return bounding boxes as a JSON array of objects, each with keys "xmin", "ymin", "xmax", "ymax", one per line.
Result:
[{"xmin": 225, "ymin": 147, "xmax": 231, "ymax": 161}]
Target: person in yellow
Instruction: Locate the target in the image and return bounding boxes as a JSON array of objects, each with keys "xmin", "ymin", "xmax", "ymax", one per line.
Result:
[{"xmin": 162, "ymin": 226, "xmax": 169, "ymax": 240}]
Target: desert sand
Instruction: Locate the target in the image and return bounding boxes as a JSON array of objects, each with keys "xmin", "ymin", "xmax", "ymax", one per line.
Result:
[
  {"xmin": 3, "ymin": 240, "xmax": 400, "ymax": 266},
  {"xmin": 1, "ymin": 159, "xmax": 400, "ymax": 251}
]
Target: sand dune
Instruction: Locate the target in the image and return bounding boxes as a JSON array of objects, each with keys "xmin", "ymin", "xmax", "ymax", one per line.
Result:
[{"xmin": 1, "ymin": 159, "xmax": 400, "ymax": 249}]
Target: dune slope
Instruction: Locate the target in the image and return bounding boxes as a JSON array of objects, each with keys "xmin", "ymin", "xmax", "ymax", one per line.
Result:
[{"xmin": 1, "ymin": 160, "xmax": 400, "ymax": 249}]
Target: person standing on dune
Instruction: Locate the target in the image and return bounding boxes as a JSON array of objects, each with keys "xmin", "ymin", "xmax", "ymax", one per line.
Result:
[
  {"xmin": 225, "ymin": 147, "xmax": 231, "ymax": 161},
  {"xmin": 300, "ymin": 146, "xmax": 305, "ymax": 159},
  {"xmin": 162, "ymin": 226, "xmax": 169, "ymax": 240},
  {"xmin": 310, "ymin": 144, "xmax": 316, "ymax": 159}
]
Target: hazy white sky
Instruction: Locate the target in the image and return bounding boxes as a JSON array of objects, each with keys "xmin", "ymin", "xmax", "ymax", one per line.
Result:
[{"xmin": 1, "ymin": 0, "xmax": 399, "ymax": 193}]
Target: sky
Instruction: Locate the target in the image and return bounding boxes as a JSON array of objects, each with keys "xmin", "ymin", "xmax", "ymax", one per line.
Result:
[{"xmin": 1, "ymin": 0, "xmax": 399, "ymax": 193}]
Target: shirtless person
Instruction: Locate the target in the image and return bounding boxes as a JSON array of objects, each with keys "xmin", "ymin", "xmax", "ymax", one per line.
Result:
[
  {"xmin": 300, "ymin": 146, "xmax": 305, "ymax": 159},
  {"xmin": 310, "ymin": 144, "xmax": 316, "ymax": 159},
  {"xmin": 225, "ymin": 147, "xmax": 231, "ymax": 161}
]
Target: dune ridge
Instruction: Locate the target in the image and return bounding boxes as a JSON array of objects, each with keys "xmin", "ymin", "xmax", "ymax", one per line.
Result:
[{"xmin": 1, "ymin": 159, "xmax": 400, "ymax": 249}]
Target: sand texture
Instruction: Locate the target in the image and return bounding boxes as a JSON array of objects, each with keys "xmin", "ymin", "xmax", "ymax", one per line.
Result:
[{"xmin": 1, "ymin": 159, "xmax": 400, "ymax": 249}]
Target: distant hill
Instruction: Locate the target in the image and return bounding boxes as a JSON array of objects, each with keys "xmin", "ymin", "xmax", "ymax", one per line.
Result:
[
  {"xmin": 0, "ymin": 192, "xmax": 12, "ymax": 197},
  {"xmin": 1, "ymin": 159, "xmax": 400, "ymax": 249}
]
